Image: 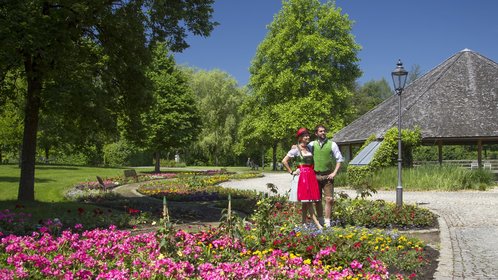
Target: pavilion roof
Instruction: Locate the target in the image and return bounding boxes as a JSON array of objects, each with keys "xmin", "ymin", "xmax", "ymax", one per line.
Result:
[{"xmin": 333, "ymin": 49, "xmax": 498, "ymax": 145}]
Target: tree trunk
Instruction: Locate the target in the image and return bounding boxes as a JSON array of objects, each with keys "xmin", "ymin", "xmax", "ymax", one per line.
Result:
[
  {"xmin": 44, "ymin": 146, "xmax": 49, "ymax": 164},
  {"xmin": 154, "ymin": 151, "xmax": 161, "ymax": 173},
  {"xmin": 18, "ymin": 55, "xmax": 42, "ymax": 201},
  {"xmin": 272, "ymin": 141, "xmax": 278, "ymax": 171},
  {"xmin": 0, "ymin": 147, "xmax": 3, "ymax": 164}
]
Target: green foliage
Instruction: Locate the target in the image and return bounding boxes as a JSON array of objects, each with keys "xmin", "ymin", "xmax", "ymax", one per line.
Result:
[
  {"xmin": 346, "ymin": 165, "xmax": 376, "ymax": 198},
  {"xmin": 0, "ymin": 97, "xmax": 23, "ymax": 161},
  {"xmin": 142, "ymin": 43, "xmax": 201, "ymax": 169},
  {"xmin": 244, "ymin": 0, "xmax": 361, "ymax": 167},
  {"xmin": 0, "ymin": 0, "xmax": 217, "ymax": 201},
  {"xmin": 103, "ymin": 140, "xmax": 151, "ymax": 167},
  {"xmin": 413, "ymin": 144, "xmax": 493, "ymax": 161},
  {"xmin": 346, "ymin": 127, "xmax": 422, "ymax": 196},
  {"xmin": 370, "ymin": 127, "xmax": 421, "ymax": 168},
  {"xmin": 103, "ymin": 141, "xmax": 134, "ymax": 167},
  {"xmin": 185, "ymin": 68, "xmax": 245, "ymax": 166},
  {"xmin": 334, "ymin": 198, "xmax": 438, "ymax": 229},
  {"xmin": 350, "ymin": 78, "xmax": 392, "ymax": 121}
]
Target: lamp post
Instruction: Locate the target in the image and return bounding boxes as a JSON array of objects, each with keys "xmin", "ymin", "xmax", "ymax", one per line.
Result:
[{"xmin": 391, "ymin": 59, "xmax": 408, "ymax": 207}]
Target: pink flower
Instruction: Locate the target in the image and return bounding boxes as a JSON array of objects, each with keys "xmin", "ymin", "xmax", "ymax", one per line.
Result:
[{"xmin": 350, "ymin": 259, "xmax": 363, "ymax": 270}]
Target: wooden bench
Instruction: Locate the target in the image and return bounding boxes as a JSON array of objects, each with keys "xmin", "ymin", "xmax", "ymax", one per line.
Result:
[
  {"xmin": 96, "ymin": 176, "xmax": 108, "ymax": 191},
  {"xmin": 124, "ymin": 169, "xmax": 138, "ymax": 182}
]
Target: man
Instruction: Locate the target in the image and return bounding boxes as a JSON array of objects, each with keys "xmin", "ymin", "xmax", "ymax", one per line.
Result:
[{"xmin": 308, "ymin": 125, "xmax": 344, "ymax": 227}]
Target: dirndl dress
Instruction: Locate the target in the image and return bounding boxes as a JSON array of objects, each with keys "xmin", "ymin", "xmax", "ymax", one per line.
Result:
[
  {"xmin": 286, "ymin": 147, "xmax": 320, "ymax": 202},
  {"xmin": 296, "ymin": 161, "xmax": 320, "ymax": 202}
]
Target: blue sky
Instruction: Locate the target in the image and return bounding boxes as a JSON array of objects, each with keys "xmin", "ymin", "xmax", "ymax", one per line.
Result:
[{"xmin": 174, "ymin": 0, "xmax": 498, "ymax": 88}]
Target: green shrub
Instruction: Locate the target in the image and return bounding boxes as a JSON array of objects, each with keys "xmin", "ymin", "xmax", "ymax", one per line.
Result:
[
  {"xmin": 346, "ymin": 127, "xmax": 421, "ymax": 195},
  {"xmin": 334, "ymin": 198, "xmax": 438, "ymax": 229},
  {"xmin": 103, "ymin": 140, "xmax": 151, "ymax": 167}
]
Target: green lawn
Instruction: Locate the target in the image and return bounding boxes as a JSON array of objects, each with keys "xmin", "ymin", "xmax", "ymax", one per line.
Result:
[{"xmin": 0, "ymin": 164, "xmax": 128, "ymax": 202}]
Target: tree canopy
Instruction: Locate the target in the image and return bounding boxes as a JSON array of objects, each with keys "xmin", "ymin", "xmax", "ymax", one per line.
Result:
[
  {"xmin": 351, "ymin": 78, "xmax": 392, "ymax": 120},
  {"xmin": 0, "ymin": 0, "xmax": 216, "ymax": 201},
  {"xmin": 186, "ymin": 69, "xmax": 245, "ymax": 166},
  {"xmin": 143, "ymin": 43, "xmax": 202, "ymax": 172},
  {"xmin": 244, "ymin": 0, "xmax": 361, "ymax": 168}
]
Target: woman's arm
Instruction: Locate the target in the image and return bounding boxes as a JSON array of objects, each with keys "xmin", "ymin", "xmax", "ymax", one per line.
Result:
[{"xmin": 282, "ymin": 155, "xmax": 294, "ymax": 175}]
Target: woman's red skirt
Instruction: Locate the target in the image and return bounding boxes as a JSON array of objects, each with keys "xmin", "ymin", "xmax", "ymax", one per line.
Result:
[{"xmin": 297, "ymin": 164, "xmax": 320, "ymax": 202}]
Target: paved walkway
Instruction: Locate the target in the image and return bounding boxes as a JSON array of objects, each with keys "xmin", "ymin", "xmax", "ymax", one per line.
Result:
[{"xmin": 220, "ymin": 172, "xmax": 498, "ymax": 280}]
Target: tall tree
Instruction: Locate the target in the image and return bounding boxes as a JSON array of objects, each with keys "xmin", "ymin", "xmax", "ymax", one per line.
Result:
[
  {"xmin": 0, "ymin": 0, "xmax": 216, "ymax": 201},
  {"xmin": 187, "ymin": 69, "xmax": 245, "ymax": 166},
  {"xmin": 246, "ymin": 0, "xmax": 361, "ymax": 169},
  {"xmin": 144, "ymin": 43, "xmax": 201, "ymax": 173}
]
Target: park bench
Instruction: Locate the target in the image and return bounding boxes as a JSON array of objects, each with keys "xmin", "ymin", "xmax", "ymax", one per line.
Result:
[
  {"xmin": 124, "ymin": 169, "xmax": 138, "ymax": 182},
  {"xmin": 96, "ymin": 176, "xmax": 118, "ymax": 192},
  {"xmin": 97, "ymin": 176, "xmax": 107, "ymax": 192}
]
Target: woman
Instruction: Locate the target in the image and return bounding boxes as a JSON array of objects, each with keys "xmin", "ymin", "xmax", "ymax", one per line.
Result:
[{"xmin": 282, "ymin": 128, "xmax": 322, "ymax": 229}]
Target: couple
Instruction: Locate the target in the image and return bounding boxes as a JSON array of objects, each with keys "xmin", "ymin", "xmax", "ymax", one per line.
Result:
[{"xmin": 281, "ymin": 125, "xmax": 344, "ymax": 229}]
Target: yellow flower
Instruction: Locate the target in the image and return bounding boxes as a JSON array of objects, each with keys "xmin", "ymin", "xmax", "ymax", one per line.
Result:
[{"xmin": 303, "ymin": 259, "xmax": 311, "ymax": 265}]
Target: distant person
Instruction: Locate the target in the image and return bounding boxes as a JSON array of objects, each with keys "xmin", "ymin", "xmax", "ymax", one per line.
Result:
[
  {"xmin": 308, "ymin": 125, "xmax": 344, "ymax": 227},
  {"xmin": 282, "ymin": 128, "xmax": 322, "ymax": 229}
]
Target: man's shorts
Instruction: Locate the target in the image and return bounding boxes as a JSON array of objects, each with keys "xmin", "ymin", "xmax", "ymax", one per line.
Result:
[{"xmin": 315, "ymin": 171, "xmax": 334, "ymax": 197}]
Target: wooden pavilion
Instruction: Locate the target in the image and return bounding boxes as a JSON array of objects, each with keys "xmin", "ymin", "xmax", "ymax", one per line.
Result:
[{"xmin": 333, "ymin": 49, "xmax": 498, "ymax": 167}]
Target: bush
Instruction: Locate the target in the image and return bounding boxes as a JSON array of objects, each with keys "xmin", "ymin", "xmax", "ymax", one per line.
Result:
[
  {"xmin": 334, "ymin": 198, "xmax": 438, "ymax": 229},
  {"xmin": 103, "ymin": 140, "xmax": 151, "ymax": 167}
]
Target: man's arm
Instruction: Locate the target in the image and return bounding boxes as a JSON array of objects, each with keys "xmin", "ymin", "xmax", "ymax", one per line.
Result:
[{"xmin": 328, "ymin": 142, "xmax": 344, "ymax": 179}]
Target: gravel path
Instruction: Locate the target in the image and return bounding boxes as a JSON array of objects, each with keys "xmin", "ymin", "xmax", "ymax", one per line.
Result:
[{"xmin": 220, "ymin": 172, "xmax": 498, "ymax": 280}]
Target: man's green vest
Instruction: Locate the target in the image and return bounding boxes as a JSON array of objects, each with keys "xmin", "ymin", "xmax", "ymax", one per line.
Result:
[{"xmin": 313, "ymin": 140, "xmax": 333, "ymax": 172}]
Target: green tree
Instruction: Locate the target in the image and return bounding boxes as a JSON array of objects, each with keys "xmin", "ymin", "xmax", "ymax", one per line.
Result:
[
  {"xmin": 246, "ymin": 0, "xmax": 361, "ymax": 169},
  {"xmin": 187, "ymin": 69, "xmax": 245, "ymax": 166},
  {"xmin": 351, "ymin": 78, "xmax": 392, "ymax": 120},
  {"xmin": 0, "ymin": 0, "xmax": 216, "ymax": 201},
  {"xmin": 143, "ymin": 43, "xmax": 201, "ymax": 173}
]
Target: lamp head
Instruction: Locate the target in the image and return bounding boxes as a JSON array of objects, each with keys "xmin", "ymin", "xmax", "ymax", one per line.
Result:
[{"xmin": 391, "ymin": 59, "xmax": 408, "ymax": 94}]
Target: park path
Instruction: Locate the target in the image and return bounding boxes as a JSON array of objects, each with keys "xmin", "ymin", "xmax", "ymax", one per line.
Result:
[{"xmin": 220, "ymin": 172, "xmax": 498, "ymax": 280}]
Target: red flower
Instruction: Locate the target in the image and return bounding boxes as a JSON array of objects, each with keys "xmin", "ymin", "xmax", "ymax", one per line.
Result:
[
  {"xmin": 128, "ymin": 208, "xmax": 140, "ymax": 215},
  {"xmin": 353, "ymin": 241, "xmax": 362, "ymax": 249}
]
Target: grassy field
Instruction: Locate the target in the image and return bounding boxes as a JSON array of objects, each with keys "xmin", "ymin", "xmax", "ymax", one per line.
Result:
[{"xmin": 0, "ymin": 164, "xmax": 130, "ymax": 202}]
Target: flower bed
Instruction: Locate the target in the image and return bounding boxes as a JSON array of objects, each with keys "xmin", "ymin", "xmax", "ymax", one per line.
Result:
[
  {"xmin": 137, "ymin": 174, "xmax": 259, "ymax": 201},
  {"xmin": 0, "ymin": 224, "xmax": 427, "ymax": 279}
]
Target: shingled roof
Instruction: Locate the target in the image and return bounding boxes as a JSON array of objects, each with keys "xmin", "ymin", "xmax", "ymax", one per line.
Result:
[{"xmin": 333, "ymin": 49, "xmax": 498, "ymax": 145}]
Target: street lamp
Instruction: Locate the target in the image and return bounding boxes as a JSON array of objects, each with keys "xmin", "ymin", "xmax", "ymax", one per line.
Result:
[{"xmin": 391, "ymin": 59, "xmax": 408, "ymax": 207}]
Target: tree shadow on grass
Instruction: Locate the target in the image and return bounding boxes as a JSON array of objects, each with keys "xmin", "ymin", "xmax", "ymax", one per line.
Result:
[
  {"xmin": 0, "ymin": 176, "xmax": 54, "ymax": 183},
  {"xmin": 35, "ymin": 166, "xmax": 80, "ymax": 170}
]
